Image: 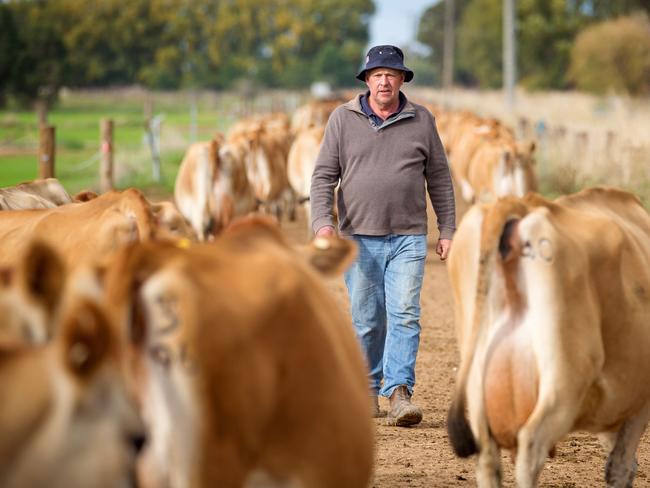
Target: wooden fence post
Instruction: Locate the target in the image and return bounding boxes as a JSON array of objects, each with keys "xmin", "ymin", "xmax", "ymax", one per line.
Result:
[
  {"xmin": 100, "ymin": 118, "xmax": 114, "ymax": 192},
  {"xmin": 38, "ymin": 125, "xmax": 55, "ymax": 179}
]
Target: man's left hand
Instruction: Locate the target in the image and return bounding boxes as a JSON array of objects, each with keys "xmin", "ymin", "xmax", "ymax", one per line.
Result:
[{"xmin": 436, "ymin": 238, "xmax": 452, "ymax": 261}]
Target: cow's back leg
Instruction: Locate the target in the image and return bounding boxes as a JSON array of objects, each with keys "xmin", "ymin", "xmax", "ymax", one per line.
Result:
[
  {"xmin": 603, "ymin": 404, "xmax": 650, "ymax": 488},
  {"xmin": 514, "ymin": 389, "xmax": 584, "ymax": 487},
  {"xmin": 476, "ymin": 437, "xmax": 502, "ymax": 488}
]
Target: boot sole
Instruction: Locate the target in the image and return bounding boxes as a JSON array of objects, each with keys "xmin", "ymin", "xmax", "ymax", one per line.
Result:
[{"xmin": 386, "ymin": 411, "xmax": 422, "ymax": 427}]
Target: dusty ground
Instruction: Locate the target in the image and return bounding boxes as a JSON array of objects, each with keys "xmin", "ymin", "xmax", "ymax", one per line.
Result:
[{"xmin": 282, "ymin": 205, "xmax": 650, "ymax": 488}]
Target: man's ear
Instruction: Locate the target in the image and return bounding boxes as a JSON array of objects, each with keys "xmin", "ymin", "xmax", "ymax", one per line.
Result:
[
  {"xmin": 299, "ymin": 236, "xmax": 358, "ymax": 277},
  {"xmin": 18, "ymin": 241, "xmax": 66, "ymax": 316}
]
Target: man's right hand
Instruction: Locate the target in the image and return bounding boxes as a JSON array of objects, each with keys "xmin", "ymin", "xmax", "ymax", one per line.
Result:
[{"xmin": 315, "ymin": 225, "xmax": 336, "ymax": 237}]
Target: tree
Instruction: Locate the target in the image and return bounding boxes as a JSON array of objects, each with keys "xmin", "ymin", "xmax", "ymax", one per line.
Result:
[
  {"xmin": 569, "ymin": 13, "xmax": 650, "ymax": 95},
  {"xmin": 0, "ymin": 4, "xmax": 21, "ymax": 106},
  {"xmin": 417, "ymin": 0, "xmax": 472, "ymax": 87},
  {"xmin": 3, "ymin": 0, "xmax": 375, "ymax": 93},
  {"xmin": 418, "ymin": 0, "xmax": 650, "ymax": 91},
  {"xmin": 457, "ymin": 0, "xmax": 503, "ymax": 88},
  {"xmin": 7, "ymin": 1, "xmax": 67, "ymax": 112}
]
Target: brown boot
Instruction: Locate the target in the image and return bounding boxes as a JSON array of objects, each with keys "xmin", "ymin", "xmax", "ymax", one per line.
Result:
[{"xmin": 387, "ymin": 385, "xmax": 422, "ymax": 427}]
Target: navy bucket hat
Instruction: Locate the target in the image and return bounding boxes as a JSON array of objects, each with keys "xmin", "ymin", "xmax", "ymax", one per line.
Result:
[{"xmin": 356, "ymin": 45, "xmax": 414, "ymax": 82}]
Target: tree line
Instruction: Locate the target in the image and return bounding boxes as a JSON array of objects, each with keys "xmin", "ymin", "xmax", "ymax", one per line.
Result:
[
  {"xmin": 0, "ymin": 0, "xmax": 374, "ymax": 107},
  {"xmin": 416, "ymin": 0, "xmax": 650, "ymax": 95},
  {"xmin": 2, "ymin": 0, "xmax": 649, "ymax": 110}
]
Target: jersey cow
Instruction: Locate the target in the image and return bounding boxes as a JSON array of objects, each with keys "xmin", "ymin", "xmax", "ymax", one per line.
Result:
[
  {"xmin": 447, "ymin": 187, "xmax": 650, "ymax": 487},
  {"xmin": 0, "ymin": 188, "xmax": 163, "ymax": 269},
  {"xmin": 102, "ymin": 216, "xmax": 374, "ymax": 488},
  {"xmin": 0, "ymin": 178, "xmax": 73, "ymax": 210},
  {"xmin": 175, "ymin": 137, "xmax": 255, "ymax": 240},
  {"xmin": 0, "ymin": 241, "xmax": 144, "ymax": 488}
]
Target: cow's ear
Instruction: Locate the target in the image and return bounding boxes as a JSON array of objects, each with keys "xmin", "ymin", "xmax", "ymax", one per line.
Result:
[
  {"xmin": 60, "ymin": 300, "xmax": 113, "ymax": 379},
  {"xmin": 73, "ymin": 190, "xmax": 98, "ymax": 202},
  {"xmin": 19, "ymin": 241, "xmax": 66, "ymax": 316},
  {"xmin": 301, "ymin": 236, "xmax": 358, "ymax": 277}
]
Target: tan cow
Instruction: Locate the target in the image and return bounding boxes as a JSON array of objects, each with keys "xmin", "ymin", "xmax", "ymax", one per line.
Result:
[
  {"xmin": 102, "ymin": 216, "xmax": 374, "ymax": 488},
  {"xmin": 0, "ymin": 241, "xmax": 145, "ymax": 488},
  {"xmin": 0, "ymin": 188, "xmax": 162, "ymax": 269},
  {"xmin": 0, "ymin": 178, "xmax": 73, "ymax": 210},
  {"xmin": 290, "ymin": 99, "xmax": 342, "ymax": 135},
  {"xmin": 151, "ymin": 200, "xmax": 197, "ymax": 242},
  {"xmin": 225, "ymin": 118, "xmax": 292, "ymax": 221},
  {"xmin": 447, "ymin": 187, "xmax": 650, "ymax": 487},
  {"xmin": 287, "ymin": 125, "xmax": 325, "ymax": 235},
  {"xmin": 460, "ymin": 138, "xmax": 537, "ymax": 203},
  {"xmin": 175, "ymin": 137, "xmax": 256, "ymax": 240}
]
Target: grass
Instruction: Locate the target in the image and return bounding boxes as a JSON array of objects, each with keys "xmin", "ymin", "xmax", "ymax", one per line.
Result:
[{"xmin": 0, "ymin": 87, "xmax": 264, "ymax": 195}]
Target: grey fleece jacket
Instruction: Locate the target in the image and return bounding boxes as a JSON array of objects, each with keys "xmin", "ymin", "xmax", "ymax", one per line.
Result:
[{"xmin": 310, "ymin": 94, "xmax": 456, "ymax": 239}]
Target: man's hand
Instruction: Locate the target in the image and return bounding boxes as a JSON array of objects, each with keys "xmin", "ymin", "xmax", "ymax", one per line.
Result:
[
  {"xmin": 436, "ymin": 238, "xmax": 452, "ymax": 261},
  {"xmin": 315, "ymin": 225, "xmax": 336, "ymax": 237}
]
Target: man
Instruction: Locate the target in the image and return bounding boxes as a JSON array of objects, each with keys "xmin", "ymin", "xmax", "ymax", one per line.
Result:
[{"xmin": 310, "ymin": 45, "xmax": 456, "ymax": 427}]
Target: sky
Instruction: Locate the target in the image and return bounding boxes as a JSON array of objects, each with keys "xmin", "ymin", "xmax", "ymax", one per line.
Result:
[{"xmin": 368, "ymin": 0, "xmax": 440, "ymax": 50}]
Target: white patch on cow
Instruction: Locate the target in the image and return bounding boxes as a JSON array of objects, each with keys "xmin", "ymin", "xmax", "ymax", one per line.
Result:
[
  {"xmin": 243, "ymin": 141, "xmax": 273, "ymax": 205},
  {"xmin": 140, "ymin": 270, "xmax": 198, "ymax": 488},
  {"xmin": 494, "ymin": 153, "xmax": 515, "ymax": 198},
  {"xmin": 460, "ymin": 179, "xmax": 475, "ymax": 203},
  {"xmin": 4, "ymin": 352, "xmax": 137, "ymax": 488},
  {"xmin": 513, "ymin": 164, "xmax": 528, "ymax": 198},
  {"xmin": 514, "ymin": 209, "xmax": 567, "ymax": 409},
  {"xmin": 211, "ymin": 172, "xmax": 230, "ymax": 226}
]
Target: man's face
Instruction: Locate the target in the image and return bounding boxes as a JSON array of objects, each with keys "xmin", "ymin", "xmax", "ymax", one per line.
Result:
[{"xmin": 365, "ymin": 68, "xmax": 404, "ymax": 109}]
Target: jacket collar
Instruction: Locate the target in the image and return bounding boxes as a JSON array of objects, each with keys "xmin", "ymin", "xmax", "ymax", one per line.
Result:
[{"xmin": 343, "ymin": 93, "xmax": 416, "ymax": 130}]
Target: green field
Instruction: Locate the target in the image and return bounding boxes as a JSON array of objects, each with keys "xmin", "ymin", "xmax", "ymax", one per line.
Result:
[{"xmin": 0, "ymin": 89, "xmax": 249, "ymax": 195}]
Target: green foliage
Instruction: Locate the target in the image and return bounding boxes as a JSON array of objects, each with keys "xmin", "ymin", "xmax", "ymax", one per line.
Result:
[
  {"xmin": 457, "ymin": 0, "xmax": 503, "ymax": 88},
  {"xmin": 569, "ymin": 14, "xmax": 650, "ymax": 96},
  {"xmin": 1, "ymin": 0, "xmax": 374, "ymax": 104},
  {"xmin": 516, "ymin": 0, "xmax": 587, "ymax": 89},
  {"xmin": 7, "ymin": 1, "xmax": 67, "ymax": 107},
  {"xmin": 0, "ymin": 4, "xmax": 20, "ymax": 106},
  {"xmin": 417, "ymin": 0, "xmax": 650, "ymax": 90},
  {"xmin": 416, "ymin": 0, "xmax": 473, "ymax": 86}
]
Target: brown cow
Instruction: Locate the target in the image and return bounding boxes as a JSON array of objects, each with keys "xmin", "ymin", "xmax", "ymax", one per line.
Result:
[
  {"xmin": 225, "ymin": 115, "xmax": 293, "ymax": 221},
  {"xmin": 175, "ymin": 137, "xmax": 256, "ymax": 240},
  {"xmin": 102, "ymin": 216, "xmax": 374, "ymax": 488},
  {"xmin": 287, "ymin": 125, "xmax": 326, "ymax": 235},
  {"xmin": 0, "ymin": 241, "xmax": 144, "ymax": 488},
  {"xmin": 0, "ymin": 188, "xmax": 162, "ymax": 269},
  {"xmin": 447, "ymin": 187, "xmax": 650, "ymax": 487}
]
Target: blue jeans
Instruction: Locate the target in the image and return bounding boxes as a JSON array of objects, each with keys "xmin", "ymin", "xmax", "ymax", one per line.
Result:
[{"xmin": 344, "ymin": 234, "xmax": 427, "ymax": 398}]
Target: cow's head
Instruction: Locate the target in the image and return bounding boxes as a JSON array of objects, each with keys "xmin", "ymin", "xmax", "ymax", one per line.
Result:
[{"xmin": 0, "ymin": 241, "xmax": 145, "ymax": 488}]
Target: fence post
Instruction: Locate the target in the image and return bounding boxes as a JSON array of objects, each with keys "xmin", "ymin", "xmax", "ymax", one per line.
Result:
[
  {"xmin": 38, "ymin": 125, "xmax": 55, "ymax": 179},
  {"xmin": 100, "ymin": 118, "xmax": 114, "ymax": 192}
]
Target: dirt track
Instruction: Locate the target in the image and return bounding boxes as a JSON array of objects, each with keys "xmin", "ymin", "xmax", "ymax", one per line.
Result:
[{"xmin": 283, "ymin": 205, "xmax": 650, "ymax": 488}]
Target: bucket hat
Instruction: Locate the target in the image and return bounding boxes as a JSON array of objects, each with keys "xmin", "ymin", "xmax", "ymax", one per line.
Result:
[{"xmin": 356, "ymin": 45, "xmax": 414, "ymax": 82}]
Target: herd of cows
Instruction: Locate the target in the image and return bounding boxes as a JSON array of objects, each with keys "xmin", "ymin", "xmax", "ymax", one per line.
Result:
[{"xmin": 0, "ymin": 95, "xmax": 648, "ymax": 487}]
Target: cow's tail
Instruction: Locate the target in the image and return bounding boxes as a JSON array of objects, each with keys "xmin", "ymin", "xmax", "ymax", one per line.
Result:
[{"xmin": 447, "ymin": 197, "xmax": 529, "ymax": 458}]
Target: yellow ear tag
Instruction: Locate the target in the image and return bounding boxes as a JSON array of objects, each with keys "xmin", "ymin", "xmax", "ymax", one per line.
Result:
[{"xmin": 176, "ymin": 238, "xmax": 192, "ymax": 249}]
